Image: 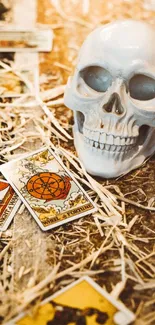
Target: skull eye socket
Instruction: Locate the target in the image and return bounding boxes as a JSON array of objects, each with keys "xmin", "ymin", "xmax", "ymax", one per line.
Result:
[
  {"xmin": 81, "ymin": 66, "xmax": 112, "ymax": 92},
  {"xmin": 129, "ymin": 74, "xmax": 155, "ymax": 101}
]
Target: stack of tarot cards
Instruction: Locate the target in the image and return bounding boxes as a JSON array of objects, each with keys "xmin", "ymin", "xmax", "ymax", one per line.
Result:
[{"xmin": 0, "ymin": 25, "xmax": 53, "ymax": 98}]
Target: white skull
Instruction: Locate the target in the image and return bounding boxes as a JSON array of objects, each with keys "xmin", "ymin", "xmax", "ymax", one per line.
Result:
[{"xmin": 64, "ymin": 20, "xmax": 155, "ymax": 178}]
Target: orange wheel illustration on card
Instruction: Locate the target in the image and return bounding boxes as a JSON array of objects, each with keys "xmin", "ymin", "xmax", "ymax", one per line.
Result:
[
  {"xmin": 26, "ymin": 172, "xmax": 71, "ymax": 202},
  {"xmin": 0, "ymin": 182, "xmax": 9, "ymax": 191}
]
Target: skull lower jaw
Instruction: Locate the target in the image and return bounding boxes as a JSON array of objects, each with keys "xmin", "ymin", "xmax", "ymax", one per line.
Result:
[{"xmin": 73, "ymin": 125, "xmax": 155, "ymax": 178}]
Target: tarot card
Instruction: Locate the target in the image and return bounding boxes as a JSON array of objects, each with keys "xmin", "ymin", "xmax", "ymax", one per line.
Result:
[
  {"xmin": 0, "ymin": 26, "xmax": 53, "ymax": 52},
  {"xmin": 0, "ymin": 69, "xmax": 35, "ymax": 97},
  {"xmin": 0, "ymin": 179, "xmax": 21, "ymax": 231},
  {"xmin": 0, "ymin": 148, "xmax": 97, "ymax": 231},
  {"xmin": 0, "ymin": 51, "xmax": 39, "ymax": 97},
  {"xmin": 7, "ymin": 276, "xmax": 135, "ymax": 325}
]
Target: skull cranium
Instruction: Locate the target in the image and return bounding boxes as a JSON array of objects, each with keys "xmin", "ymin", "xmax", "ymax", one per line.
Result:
[{"xmin": 64, "ymin": 20, "xmax": 155, "ymax": 178}]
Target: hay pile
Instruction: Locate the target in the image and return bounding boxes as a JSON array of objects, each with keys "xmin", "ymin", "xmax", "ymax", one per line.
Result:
[{"xmin": 0, "ymin": 0, "xmax": 155, "ymax": 324}]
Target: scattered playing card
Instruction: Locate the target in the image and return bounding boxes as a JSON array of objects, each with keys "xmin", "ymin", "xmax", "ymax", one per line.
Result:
[
  {"xmin": 0, "ymin": 148, "xmax": 97, "ymax": 231},
  {"xmin": 7, "ymin": 276, "xmax": 135, "ymax": 325},
  {"xmin": 0, "ymin": 179, "xmax": 21, "ymax": 231},
  {"xmin": 0, "ymin": 26, "xmax": 53, "ymax": 52}
]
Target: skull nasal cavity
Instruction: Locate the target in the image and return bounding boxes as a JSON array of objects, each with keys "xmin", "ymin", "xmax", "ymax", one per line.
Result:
[{"xmin": 103, "ymin": 93, "xmax": 124, "ymax": 115}]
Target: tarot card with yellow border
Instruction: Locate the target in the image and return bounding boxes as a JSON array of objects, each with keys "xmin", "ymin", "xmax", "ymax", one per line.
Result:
[{"xmin": 6, "ymin": 276, "xmax": 135, "ymax": 325}]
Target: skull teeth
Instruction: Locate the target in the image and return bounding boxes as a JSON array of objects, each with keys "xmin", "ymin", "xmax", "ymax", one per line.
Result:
[
  {"xmin": 83, "ymin": 128, "xmax": 137, "ymax": 152},
  {"xmin": 84, "ymin": 137, "xmax": 134, "ymax": 152},
  {"xmin": 83, "ymin": 128, "xmax": 137, "ymax": 147}
]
